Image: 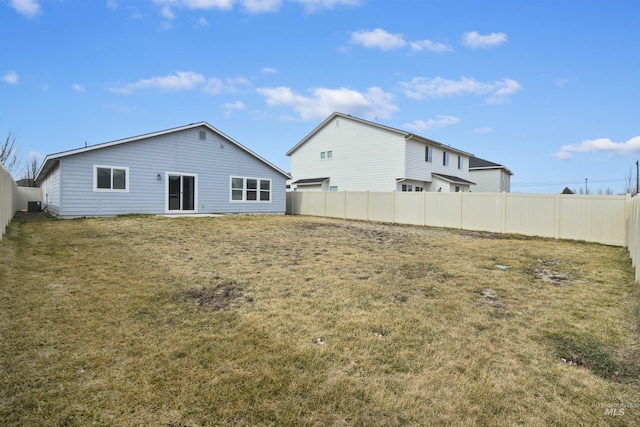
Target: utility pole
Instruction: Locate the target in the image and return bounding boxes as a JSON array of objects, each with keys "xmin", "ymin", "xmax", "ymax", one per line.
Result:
[
  {"xmin": 585, "ymin": 178, "xmax": 588, "ymax": 195},
  {"xmin": 636, "ymin": 160, "xmax": 640, "ymax": 194}
]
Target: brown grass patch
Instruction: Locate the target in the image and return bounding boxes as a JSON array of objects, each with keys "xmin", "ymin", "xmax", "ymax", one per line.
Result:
[{"xmin": 1, "ymin": 214, "xmax": 639, "ymax": 426}]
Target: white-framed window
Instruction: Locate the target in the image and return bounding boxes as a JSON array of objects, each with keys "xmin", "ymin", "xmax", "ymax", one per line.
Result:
[
  {"xmin": 320, "ymin": 151, "xmax": 326, "ymax": 159},
  {"xmin": 415, "ymin": 186, "xmax": 424, "ymax": 192},
  {"xmin": 327, "ymin": 150, "xmax": 333, "ymax": 159},
  {"xmin": 329, "ymin": 186, "xmax": 338, "ymax": 191},
  {"xmin": 230, "ymin": 176, "xmax": 271, "ymax": 202},
  {"xmin": 402, "ymin": 184, "xmax": 413, "ymax": 192},
  {"xmin": 425, "ymin": 146, "xmax": 432, "ymax": 163},
  {"xmin": 455, "ymin": 186, "xmax": 461, "ymax": 192},
  {"xmin": 94, "ymin": 165, "xmax": 129, "ymax": 192},
  {"xmin": 443, "ymin": 151, "xmax": 449, "ymax": 167},
  {"xmin": 458, "ymin": 155, "xmax": 463, "ymax": 170}
]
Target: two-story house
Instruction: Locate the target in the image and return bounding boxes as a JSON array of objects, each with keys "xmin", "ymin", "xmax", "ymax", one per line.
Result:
[
  {"xmin": 468, "ymin": 156, "xmax": 513, "ymax": 192},
  {"xmin": 287, "ymin": 112, "xmax": 474, "ymax": 193}
]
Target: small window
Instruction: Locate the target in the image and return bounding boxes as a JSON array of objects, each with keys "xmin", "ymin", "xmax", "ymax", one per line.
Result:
[
  {"xmin": 327, "ymin": 150, "xmax": 333, "ymax": 159},
  {"xmin": 230, "ymin": 177, "xmax": 271, "ymax": 202},
  {"xmin": 458, "ymin": 155, "xmax": 463, "ymax": 170},
  {"xmin": 329, "ymin": 186, "xmax": 338, "ymax": 191},
  {"xmin": 455, "ymin": 186, "xmax": 461, "ymax": 192},
  {"xmin": 443, "ymin": 151, "xmax": 449, "ymax": 167},
  {"xmin": 199, "ymin": 131, "xmax": 206, "ymax": 140},
  {"xmin": 401, "ymin": 184, "xmax": 413, "ymax": 192},
  {"xmin": 415, "ymin": 186, "xmax": 423, "ymax": 192},
  {"xmin": 320, "ymin": 151, "xmax": 326, "ymax": 159},
  {"xmin": 425, "ymin": 146, "xmax": 432, "ymax": 163},
  {"xmin": 94, "ymin": 165, "xmax": 129, "ymax": 192}
]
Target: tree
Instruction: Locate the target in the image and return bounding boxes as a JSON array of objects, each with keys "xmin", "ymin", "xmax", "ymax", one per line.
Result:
[
  {"xmin": 0, "ymin": 131, "xmax": 21, "ymax": 176},
  {"xmin": 20, "ymin": 155, "xmax": 40, "ymax": 187},
  {"xmin": 624, "ymin": 165, "xmax": 636, "ymax": 194}
]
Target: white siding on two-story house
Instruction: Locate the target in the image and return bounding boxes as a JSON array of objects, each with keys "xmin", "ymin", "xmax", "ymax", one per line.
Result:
[
  {"xmin": 40, "ymin": 162, "xmax": 60, "ymax": 215},
  {"xmin": 289, "ymin": 115, "xmax": 405, "ymax": 192},
  {"xmin": 405, "ymin": 139, "xmax": 471, "ymax": 191},
  {"xmin": 288, "ymin": 112, "xmax": 475, "ymax": 193}
]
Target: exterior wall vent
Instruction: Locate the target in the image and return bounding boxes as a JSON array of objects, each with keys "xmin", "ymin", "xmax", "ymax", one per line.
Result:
[{"xmin": 199, "ymin": 131, "xmax": 206, "ymax": 140}]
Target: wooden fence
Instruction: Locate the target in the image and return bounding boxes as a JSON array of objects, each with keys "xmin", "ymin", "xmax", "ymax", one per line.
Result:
[{"xmin": 287, "ymin": 191, "xmax": 631, "ymax": 247}]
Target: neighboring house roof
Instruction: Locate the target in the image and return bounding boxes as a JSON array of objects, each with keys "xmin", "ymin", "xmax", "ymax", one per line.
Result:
[
  {"xmin": 562, "ymin": 187, "xmax": 574, "ymax": 194},
  {"xmin": 468, "ymin": 156, "xmax": 513, "ymax": 175},
  {"xmin": 292, "ymin": 177, "xmax": 330, "ymax": 185},
  {"xmin": 286, "ymin": 112, "xmax": 474, "ymax": 158},
  {"xmin": 36, "ymin": 121, "xmax": 290, "ymax": 181},
  {"xmin": 432, "ymin": 173, "xmax": 475, "ymax": 185}
]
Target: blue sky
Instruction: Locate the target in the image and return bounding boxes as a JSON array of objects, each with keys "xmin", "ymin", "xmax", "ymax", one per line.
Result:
[{"xmin": 1, "ymin": 0, "xmax": 639, "ymax": 193}]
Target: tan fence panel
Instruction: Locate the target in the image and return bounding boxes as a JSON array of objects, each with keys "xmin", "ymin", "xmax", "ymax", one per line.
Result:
[
  {"xmin": 326, "ymin": 192, "xmax": 346, "ymax": 219},
  {"xmin": 424, "ymin": 192, "xmax": 462, "ymax": 229},
  {"xmin": 16, "ymin": 187, "xmax": 42, "ymax": 211},
  {"xmin": 0, "ymin": 163, "xmax": 18, "ymax": 241},
  {"xmin": 306, "ymin": 192, "xmax": 327, "ymax": 216},
  {"xmin": 345, "ymin": 192, "xmax": 368, "ymax": 221},
  {"xmin": 505, "ymin": 194, "xmax": 558, "ymax": 238},
  {"xmin": 628, "ymin": 197, "xmax": 640, "ymax": 280},
  {"xmin": 395, "ymin": 192, "xmax": 425, "ymax": 225},
  {"xmin": 558, "ymin": 195, "xmax": 628, "ymax": 246},
  {"xmin": 461, "ymin": 193, "xmax": 504, "ymax": 233},
  {"xmin": 367, "ymin": 192, "xmax": 395, "ymax": 223}
]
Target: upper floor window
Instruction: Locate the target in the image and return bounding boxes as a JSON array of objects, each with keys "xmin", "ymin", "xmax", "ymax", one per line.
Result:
[
  {"xmin": 443, "ymin": 151, "xmax": 449, "ymax": 167},
  {"xmin": 458, "ymin": 155, "xmax": 463, "ymax": 170},
  {"xmin": 94, "ymin": 165, "xmax": 129, "ymax": 192},
  {"xmin": 425, "ymin": 146, "xmax": 433, "ymax": 163},
  {"xmin": 321, "ymin": 151, "xmax": 333, "ymax": 159}
]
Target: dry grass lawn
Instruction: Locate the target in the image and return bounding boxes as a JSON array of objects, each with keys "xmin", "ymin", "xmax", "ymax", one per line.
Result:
[{"xmin": 1, "ymin": 213, "xmax": 639, "ymax": 426}]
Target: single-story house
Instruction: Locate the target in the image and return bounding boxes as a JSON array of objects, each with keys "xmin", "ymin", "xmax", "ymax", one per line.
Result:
[
  {"xmin": 286, "ymin": 112, "xmax": 475, "ymax": 193},
  {"xmin": 35, "ymin": 122, "xmax": 290, "ymax": 218},
  {"xmin": 468, "ymin": 156, "xmax": 513, "ymax": 192}
]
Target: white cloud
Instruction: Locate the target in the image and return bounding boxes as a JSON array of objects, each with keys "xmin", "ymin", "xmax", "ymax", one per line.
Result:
[
  {"xmin": 292, "ymin": 0, "xmax": 362, "ymax": 13},
  {"xmin": 553, "ymin": 136, "xmax": 640, "ymax": 159},
  {"xmin": 2, "ymin": 71, "xmax": 19, "ymax": 84},
  {"xmin": 27, "ymin": 150, "xmax": 44, "ymax": 160},
  {"xmin": 72, "ymin": 84, "xmax": 86, "ymax": 92},
  {"xmin": 472, "ymin": 127, "xmax": 494, "ymax": 135},
  {"xmin": 350, "ymin": 28, "xmax": 407, "ymax": 51},
  {"xmin": 223, "ymin": 100, "xmax": 247, "ymax": 117},
  {"xmin": 399, "ymin": 76, "xmax": 522, "ymax": 104},
  {"xmin": 160, "ymin": 5, "xmax": 176, "ymax": 19},
  {"xmin": 104, "ymin": 103, "xmax": 136, "ymax": 113},
  {"xmin": 405, "ymin": 115, "xmax": 460, "ymax": 132},
  {"xmin": 203, "ymin": 76, "xmax": 252, "ymax": 94},
  {"xmin": 109, "ymin": 71, "xmax": 206, "ymax": 94},
  {"xmin": 106, "ymin": 0, "xmax": 118, "ymax": 10},
  {"xmin": 243, "ymin": 0, "xmax": 282, "ymax": 13},
  {"xmin": 462, "ymin": 31, "xmax": 507, "ymax": 49},
  {"xmin": 261, "ymin": 67, "xmax": 277, "ymax": 74},
  {"xmin": 257, "ymin": 85, "xmax": 397, "ymax": 121},
  {"xmin": 195, "ymin": 17, "xmax": 209, "ymax": 26},
  {"xmin": 154, "ymin": 0, "xmax": 234, "ymax": 10},
  {"xmin": 410, "ymin": 39, "xmax": 451, "ymax": 53},
  {"xmin": 10, "ymin": 0, "xmax": 41, "ymax": 17},
  {"xmin": 555, "ymin": 78, "xmax": 569, "ymax": 87}
]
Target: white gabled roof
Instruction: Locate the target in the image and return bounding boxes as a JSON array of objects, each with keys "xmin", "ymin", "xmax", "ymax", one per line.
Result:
[
  {"xmin": 36, "ymin": 121, "xmax": 290, "ymax": 181},
  {"xmin": 286, "ymin": 112, "xmax": 474, "ymax": 157}
]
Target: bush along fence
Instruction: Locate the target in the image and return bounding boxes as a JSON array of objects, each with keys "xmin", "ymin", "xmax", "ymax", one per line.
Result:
[{"xmin": 287, "ymin": 191, "xmax": 640, "ymax": 280}]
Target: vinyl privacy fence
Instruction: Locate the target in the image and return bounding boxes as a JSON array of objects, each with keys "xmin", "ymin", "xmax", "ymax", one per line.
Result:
[
  {"xmin": 287, "ymin": 191, "xmax": 640, "ymax": 279},
  {"xmin": 0, "ymin": 162, "xmax": 18, "ymax": 241}
]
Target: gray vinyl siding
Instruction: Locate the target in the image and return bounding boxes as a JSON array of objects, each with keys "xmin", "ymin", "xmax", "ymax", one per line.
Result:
[
  {"xmin": 40, "ymin": 162, "xmax": 60, "ymax": 215},
  {"xmin": 53, "ymin": 126, "xmax": 285, "ymax": 217}
]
